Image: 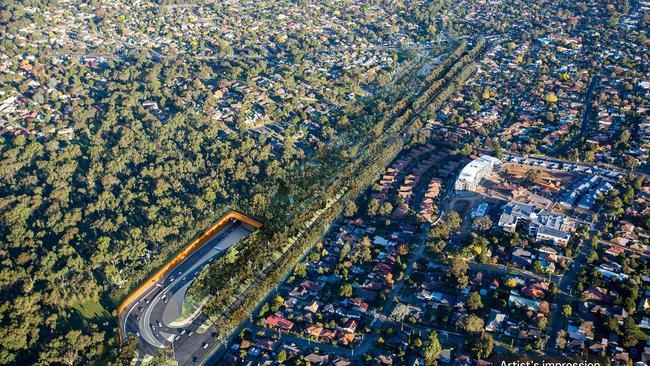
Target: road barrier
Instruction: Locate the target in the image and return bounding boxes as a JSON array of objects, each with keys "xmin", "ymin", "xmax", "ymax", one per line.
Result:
[{"xmin": 116, "ymin": 211, "xmax": 262, "ymax": 343}]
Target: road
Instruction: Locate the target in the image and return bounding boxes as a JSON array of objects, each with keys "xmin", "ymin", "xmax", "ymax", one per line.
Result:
[
  {"xmin": 545, "ymin": 228, "xmax": 596, "ymax": 354},
  {"xmin": 551, "ymin": 75, "xmax": 601, "ymax": 157},
  {"xmin": 118, "ymin": 220, "xmax": 255, "ymax": 365},
  {"xmin": 497, "ymin": 150, "xmax": 630, "ymax": 179}
]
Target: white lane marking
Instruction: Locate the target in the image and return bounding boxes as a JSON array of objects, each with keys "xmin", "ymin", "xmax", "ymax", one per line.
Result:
[
  {"xmin": 122, "ymin": 284, "xmax": 160, "ymax": 340},
  {"xmin": 140, "ymin": 289, "xmax": 166, "ymax": 348}
]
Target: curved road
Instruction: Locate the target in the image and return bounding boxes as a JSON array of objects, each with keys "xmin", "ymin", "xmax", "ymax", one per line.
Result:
[{"xmin": 119, "ymin": 219, "xmax": 255, "ymax": 365}]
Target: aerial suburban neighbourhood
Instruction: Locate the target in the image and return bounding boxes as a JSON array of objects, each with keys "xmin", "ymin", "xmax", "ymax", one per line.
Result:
[{"xmin": 0, "ymin": 0, "xmax": 648, "ymax": 366}]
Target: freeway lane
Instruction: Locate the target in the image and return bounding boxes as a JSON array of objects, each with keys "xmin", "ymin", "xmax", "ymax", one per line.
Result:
[{"xmin": 119, "ymin": 219, "xmax": 255, "ymax": 365}]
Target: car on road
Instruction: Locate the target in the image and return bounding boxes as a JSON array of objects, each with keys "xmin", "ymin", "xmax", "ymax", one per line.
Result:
[
  {"xmin": 188, "ymin": 331, "xmax": 194, "ymax": 336},
  {"xmin": 174, "ymin": 335, "xmax": 181, "ymax": 341},
  {"xmin": 180, "ymin": 329, "xmax": 186, "ymax": 335},
  {"xmin": 203, "ymin": 342, "xmax": 209, "ymax": 349},
  {"xmin": 163, "ymin": 298, "xmax": 169, "ymax": 304},
  {"xmin": 145, "ymin": 299, "xmax": 150, "ymax": 304},
  {"xmin": 183, "ymin": 276, "xmax": 187, "ymax": 281},
  {"xmin": 157, "ymin": 321, "xmax": 162, "ymax": 327},
  {"xmin": 136, "ymin": 332, "xmax": 140, "ymax": 337}
]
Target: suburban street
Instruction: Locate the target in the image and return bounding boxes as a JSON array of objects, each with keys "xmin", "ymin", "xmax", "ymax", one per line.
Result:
[
  {"xmin": 545, "ymin": 227, "xmax": 597, "ymax": 354},
  {"xmin": 551, "ymin": 75, "xmax": 602, "ymax": 157},
  {"xmin": 118, "ymin": 220, "xmax": 255, "ymax": 365}
]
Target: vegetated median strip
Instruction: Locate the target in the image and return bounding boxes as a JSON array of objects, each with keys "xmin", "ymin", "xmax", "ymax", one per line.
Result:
[
  {"xmin": 199, "ymin": 37, "xmax": 490, "ymax": 363},
  {"xmin": 168, "ymin": 295, "xmax": 213, "ymax": 328},
  {"xmin": 115, "ymin": 210, "xmax": 263, "ymax": 343}
]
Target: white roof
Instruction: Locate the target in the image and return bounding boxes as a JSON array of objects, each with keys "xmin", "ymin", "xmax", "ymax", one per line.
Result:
[{"xmin": 457, "ymin": 155, "xmax": 501, "ymax": 183}]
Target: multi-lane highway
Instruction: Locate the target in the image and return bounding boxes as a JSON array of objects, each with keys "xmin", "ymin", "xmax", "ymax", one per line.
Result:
[{"xmin": 119, "ymin": 219, "xmax": 255, "ymax": 365}]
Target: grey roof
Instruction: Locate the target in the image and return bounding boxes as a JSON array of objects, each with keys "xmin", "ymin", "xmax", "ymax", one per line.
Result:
[{"xmin": 537, "ymin": 226, "xmax": 570, "ymax": 241}]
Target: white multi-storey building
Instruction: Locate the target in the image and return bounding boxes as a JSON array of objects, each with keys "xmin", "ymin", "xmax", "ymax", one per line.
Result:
[{"xmin": 454, "ymin": 155, "xmax": 501, "ymax": 195}]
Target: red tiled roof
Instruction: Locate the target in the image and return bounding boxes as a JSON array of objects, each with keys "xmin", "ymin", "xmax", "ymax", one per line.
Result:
[{"xmin": 265, "ymin": 314, "xmax": 294, "ymax": 330}]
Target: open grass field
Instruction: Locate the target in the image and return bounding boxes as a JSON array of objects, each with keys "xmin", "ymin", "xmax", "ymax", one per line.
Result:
[{"xmin": 72, "ymin": 297, "xmax": 110, "ymax": 320}]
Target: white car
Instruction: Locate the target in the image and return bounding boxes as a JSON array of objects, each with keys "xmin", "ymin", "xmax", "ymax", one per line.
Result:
[{"xmin": 203, "ymin": 343, "xmax": 209, "ymax": 349}]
